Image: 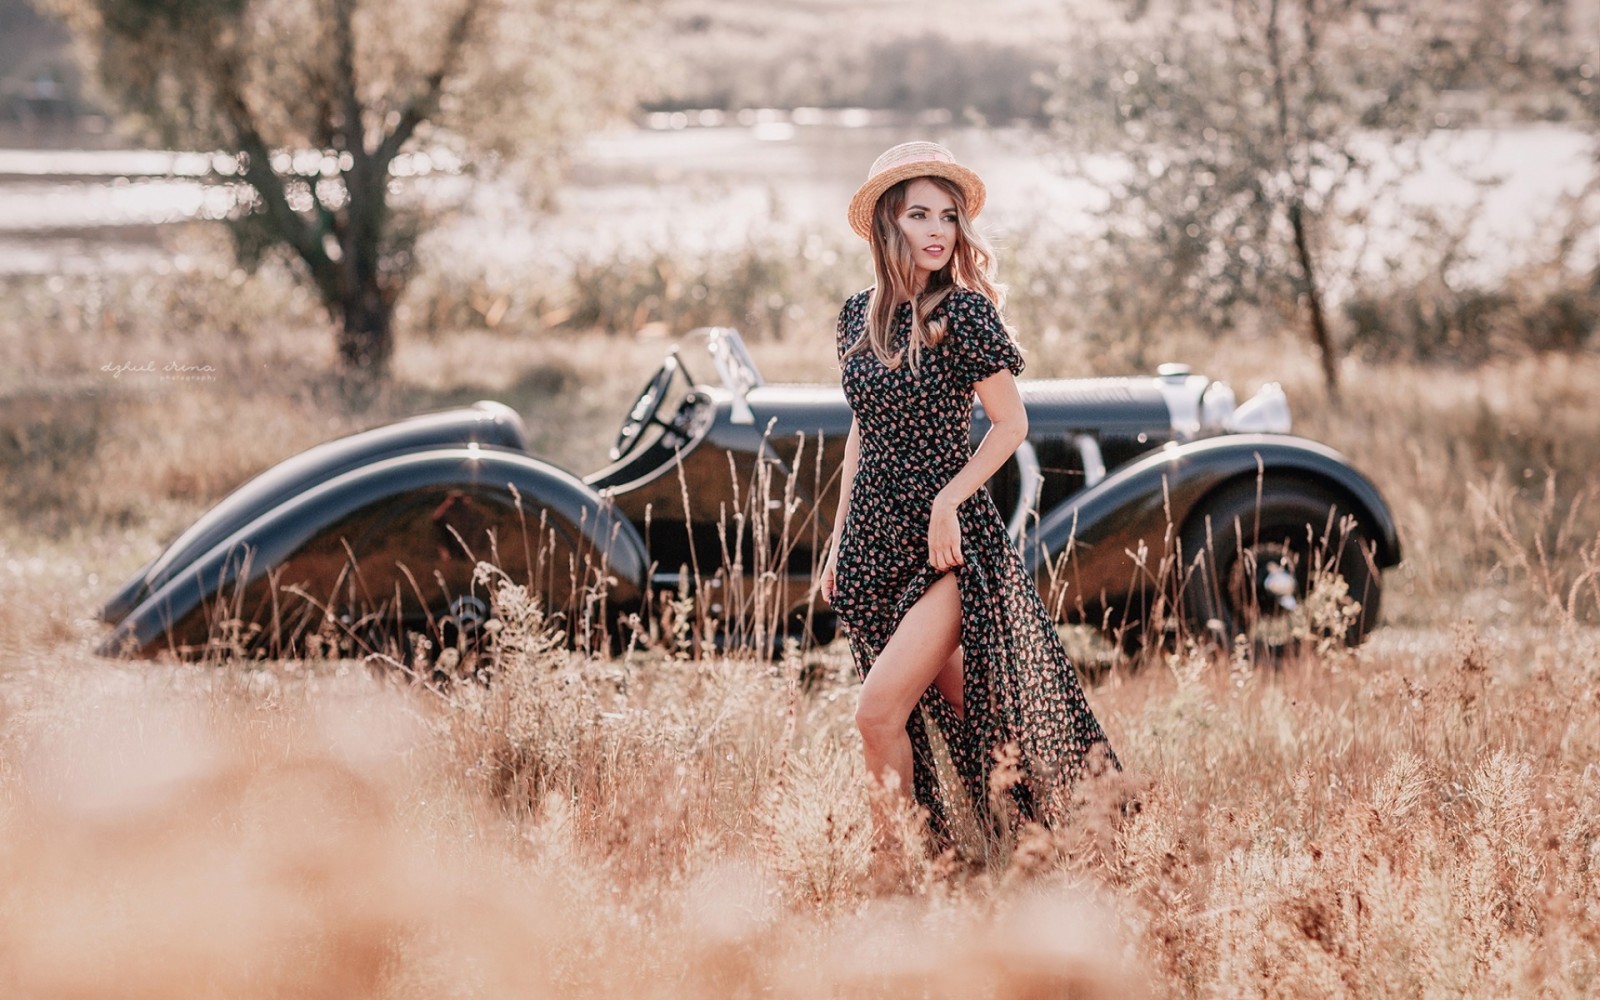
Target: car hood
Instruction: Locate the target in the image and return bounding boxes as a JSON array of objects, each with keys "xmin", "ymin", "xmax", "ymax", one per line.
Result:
[{"xmin": 731, "ymin": 376, "xmax": 1173, "ymax": 437}]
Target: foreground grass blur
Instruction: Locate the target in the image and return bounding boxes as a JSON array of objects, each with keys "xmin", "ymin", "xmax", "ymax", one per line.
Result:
[
  {"xmin": 2, "ymin": 234, "xmax": 1599, "ymax": 995},
  {"xmin": 1, "ymin": 609, "xmax": 1596, "ymax": 994}
]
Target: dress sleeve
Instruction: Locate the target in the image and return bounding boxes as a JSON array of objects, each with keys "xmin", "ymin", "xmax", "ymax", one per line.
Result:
[
  {"xmin": 836, "ymin": 289, "xmax": 869, "ymax": 362},
  {"xmin": 951, "ymin": 292, "xmax": 1024, "ymax": 386}
]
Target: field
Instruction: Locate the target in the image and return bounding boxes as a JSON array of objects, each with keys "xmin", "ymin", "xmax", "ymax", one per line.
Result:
[{"xmin": 3, "ymin": 240, "xmax": 1600, "ymax": 996}]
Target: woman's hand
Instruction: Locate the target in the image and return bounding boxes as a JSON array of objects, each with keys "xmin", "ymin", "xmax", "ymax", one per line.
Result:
[
  {"xmin": 927, "ymin": 496, "xmax": 965, "ymax": 571},
  {"xmin": 821, "ymin": 543, "xmax": 840, "ymax": 602}
]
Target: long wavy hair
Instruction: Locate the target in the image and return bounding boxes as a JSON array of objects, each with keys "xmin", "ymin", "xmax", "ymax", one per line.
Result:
[{"xmin": 841, "ymin": 175, "xmax": 1006, "ymax": 374}]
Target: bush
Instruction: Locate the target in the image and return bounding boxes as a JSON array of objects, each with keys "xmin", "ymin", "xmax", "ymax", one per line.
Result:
[{"xmin": 1343, "ymin": 267, "xmax": 1598, "ymax": 365}]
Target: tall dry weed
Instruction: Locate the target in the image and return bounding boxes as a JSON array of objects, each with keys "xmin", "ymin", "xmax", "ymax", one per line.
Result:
[{"xmin": 1470, "ymin": 471, "xmax": 1600, "ymax": 629}]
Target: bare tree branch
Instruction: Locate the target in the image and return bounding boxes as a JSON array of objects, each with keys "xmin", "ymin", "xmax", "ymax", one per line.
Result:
[
  {"xmin": 332, "ymin": 0, "xmax": 368, "ymax": 164},
  {"xmin": 373, "ymin": 0, "xmax": 484, "ymax": 169},
  {"xmin": 214, "ymin": 47, "xmax": 340, "ymax": 304}
]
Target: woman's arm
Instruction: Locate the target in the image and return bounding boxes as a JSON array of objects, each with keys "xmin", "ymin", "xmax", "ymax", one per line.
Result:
[
  {"xmin": 926, "ymin": 370, "xmax": 1028, "ymax": 570},
  {"xmin": 831, "ymin": 415, "xmax": 862, "ymax": 541},
  {"xmin": 821, "ymin": 415, "xmax": 861, "ymax": 600}
]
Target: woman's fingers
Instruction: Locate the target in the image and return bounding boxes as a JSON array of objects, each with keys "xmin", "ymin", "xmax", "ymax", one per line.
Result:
[{"xmin": 928, "ymin": 545, "xmax": 963, "ymax": 570}]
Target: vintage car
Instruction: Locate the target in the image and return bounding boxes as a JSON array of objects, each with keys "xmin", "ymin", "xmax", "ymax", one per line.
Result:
[{"xmin": 97, "ymin": 326, "xmax": 1402, "ymax": 662}]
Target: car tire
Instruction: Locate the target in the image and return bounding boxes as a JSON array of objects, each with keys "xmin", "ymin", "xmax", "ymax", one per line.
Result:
[{"xmin": 1178, "ymin": 479, "xmax": 1383, "ymax": 654}]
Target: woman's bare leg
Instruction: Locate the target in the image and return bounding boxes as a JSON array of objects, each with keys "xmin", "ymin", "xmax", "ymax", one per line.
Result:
[{"xmin": 855, "ymin": 572, "xmax": 963, "ymax": 816}]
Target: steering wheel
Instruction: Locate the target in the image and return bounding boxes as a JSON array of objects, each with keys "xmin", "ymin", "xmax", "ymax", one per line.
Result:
[{"xmin": 611, "ymin": 354, "xmax": 683, "ymax": 461}]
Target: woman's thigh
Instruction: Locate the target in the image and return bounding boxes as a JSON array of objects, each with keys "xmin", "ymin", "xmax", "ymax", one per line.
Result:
[
  {"xmin": 932, "ymin": 644, "xmax": 964, "ymax": 720},
  {"xmin": 857, "ymin": 572, "xmax": 962, "ymax": 727}
]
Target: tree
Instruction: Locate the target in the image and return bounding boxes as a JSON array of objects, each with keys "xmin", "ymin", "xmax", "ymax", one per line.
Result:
[
  {"xmin": 1047, "ymin": 0, "xmax": 1463, "ymax": 397},
  {"xmin": 45, "ymin": 0, "xmax": 641, "ymax": 391}
]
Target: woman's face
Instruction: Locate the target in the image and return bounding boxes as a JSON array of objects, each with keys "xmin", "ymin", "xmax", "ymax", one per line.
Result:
[{"xmin": 894, "ymin": 177, "xmax": 960, "ymax": 282}]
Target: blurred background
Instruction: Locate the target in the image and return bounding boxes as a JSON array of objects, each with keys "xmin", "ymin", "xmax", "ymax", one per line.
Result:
[
  {"xmin": 4, "ymin": 0, "xmax": 1596, "ymax": 377},
  {"xmin": 2, "ymin": 0, "xmax": 1599, "ymax": 633}
]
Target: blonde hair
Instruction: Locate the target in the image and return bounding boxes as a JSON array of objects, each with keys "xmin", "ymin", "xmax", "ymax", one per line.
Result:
[{"xmin": 841, "ymin": 175, "xmax": 1006, "ymax": 373}]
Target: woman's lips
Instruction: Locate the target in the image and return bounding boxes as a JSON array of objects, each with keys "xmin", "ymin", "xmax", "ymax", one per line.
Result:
[{"xmin": 923, "ymin": 244, "xmax": 946, "ymax": 256}]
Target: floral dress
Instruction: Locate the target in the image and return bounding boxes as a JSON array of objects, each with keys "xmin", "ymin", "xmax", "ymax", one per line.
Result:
[{"xmin": 831, "ymin": 286, "xmax": 1120, "ymax": 849}]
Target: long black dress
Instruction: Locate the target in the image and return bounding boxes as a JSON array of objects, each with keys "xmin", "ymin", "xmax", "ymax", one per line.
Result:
[{"xmin": 831, "ymin": 286, "xmax": 1120, "ymax": 850}]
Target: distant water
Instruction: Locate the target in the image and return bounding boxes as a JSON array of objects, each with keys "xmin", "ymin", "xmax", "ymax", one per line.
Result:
[{"xmin": 0, "ymin": 117, "xmax": 1593, "ymax": 282}]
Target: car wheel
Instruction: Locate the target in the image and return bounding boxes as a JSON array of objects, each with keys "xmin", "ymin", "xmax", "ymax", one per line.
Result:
[{"xmin": 1179, "ymin": 479, "xmax": 1382, "ymax": 654}]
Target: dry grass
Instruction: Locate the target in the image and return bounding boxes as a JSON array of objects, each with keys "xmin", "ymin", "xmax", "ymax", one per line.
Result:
[
  {"xmin": 1, "ymin": 606, "xmax": 1597, "ymax": 995},
  {"xmin": 3, "ymin": 251, "xmax": 1600, "ymax": 995}
]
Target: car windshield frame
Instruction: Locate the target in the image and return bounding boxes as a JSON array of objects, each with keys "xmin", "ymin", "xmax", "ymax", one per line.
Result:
[{"xmin": 702, "ymin": 326, "xmax": 765, "ymax": 425}]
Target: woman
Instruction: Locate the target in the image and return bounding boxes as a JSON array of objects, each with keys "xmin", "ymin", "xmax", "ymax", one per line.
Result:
[{"xmin": 821, "ymin": 141, "xmax": 1120, "ymax": 853}]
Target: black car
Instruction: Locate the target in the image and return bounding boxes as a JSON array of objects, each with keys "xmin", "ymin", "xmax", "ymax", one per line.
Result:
[{"xmin": 98, "ymin": 327, "xmax": 1401, "ymax": 661}]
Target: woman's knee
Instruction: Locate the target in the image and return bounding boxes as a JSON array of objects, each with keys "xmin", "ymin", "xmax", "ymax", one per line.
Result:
[{"xmin": 854, "ymin": 691, "xmax": 906, "ymax": 744}]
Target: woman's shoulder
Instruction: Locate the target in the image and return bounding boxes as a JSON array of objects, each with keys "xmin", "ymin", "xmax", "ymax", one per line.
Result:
[
  {"xmin": 943, "ymin": 286, "xmax": 1024, "ymax": 379},
  {"xmin": 938, "ymin": 287, "xmax": 1006, "ymax": 337},
  {"xmin": 837, "ymin": 286, "xmax": 872, "ymax": 326},
  {"xmin": 836, "ymin": 287, "xmax": 873, "ymax": 349},
  {"xmin": 842, "ymin": 287, "xmax": 874, "ymax": 312},
  {"xmin": 943, "ymin": 286, "xmax": 1001, "ymax": 314}
]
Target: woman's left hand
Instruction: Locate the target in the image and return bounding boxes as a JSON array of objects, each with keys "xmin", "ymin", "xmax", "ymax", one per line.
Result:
[{"xmin": 927, "ymin": 497, "xmax": 965, "ymax": 571}]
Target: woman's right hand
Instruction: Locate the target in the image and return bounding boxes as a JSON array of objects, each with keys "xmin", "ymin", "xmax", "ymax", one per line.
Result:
[{"xmin": 821, "ymin": 544, "xmax": 840, "ymax": 602}]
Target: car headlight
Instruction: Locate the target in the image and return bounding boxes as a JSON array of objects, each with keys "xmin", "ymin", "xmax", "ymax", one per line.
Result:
[
  {"xmin": 1224, "ymin": 382, "xmax": 1292, "ymax": 434},
  {"xmin": 1200, "ymin": 381, "xmax": 1237, "ymax": 431}
]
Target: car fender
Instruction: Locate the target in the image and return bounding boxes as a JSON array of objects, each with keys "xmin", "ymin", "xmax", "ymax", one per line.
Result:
[
  {"xmin": 1022, "ymin": 433, "xmax": 1402, "ymax": 615},
  {"xmin": 98, "ymin": 447, "xmax": 648, "ymax": 659},
  {"xmin": 98, "ymin": 401, "xmax": 529, "ymax": 626}
]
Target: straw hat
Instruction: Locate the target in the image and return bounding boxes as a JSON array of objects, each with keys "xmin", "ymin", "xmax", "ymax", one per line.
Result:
[{"xmin": 847, "ymin": 141, "xmax": 986, "ymax": 240}]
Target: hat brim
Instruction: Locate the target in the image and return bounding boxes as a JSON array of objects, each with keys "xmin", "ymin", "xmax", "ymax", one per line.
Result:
[{"xmin": 847, "ymin": 161, "xmax": 987, "ymax": 240}]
